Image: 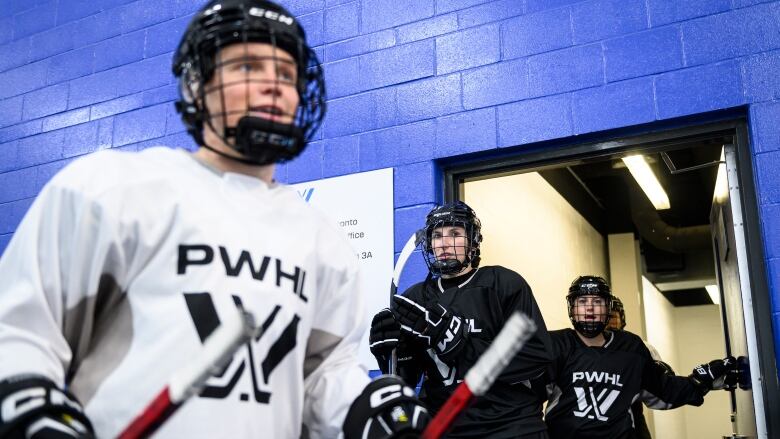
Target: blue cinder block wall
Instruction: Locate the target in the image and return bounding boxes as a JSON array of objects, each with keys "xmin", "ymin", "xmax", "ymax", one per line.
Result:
[{"xmin": 0, "ymin": 0, "xmax": 779, "ymax": 379}]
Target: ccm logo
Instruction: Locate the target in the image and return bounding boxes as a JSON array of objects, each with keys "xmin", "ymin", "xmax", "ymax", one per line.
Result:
[
  {"xmin": 436, "ymin": 317, "xmax": 462, "ymax": 352},
  {"xmin": 248, "ymin": 7, "xmax": 295, "ymax": 25},
  {"xmin": 2, "ymin": 387, "xmax": 80, "ymax": 422},
  {"xmin": 369, "ymin": 384, "xmax": 415, "ymax": 408}
]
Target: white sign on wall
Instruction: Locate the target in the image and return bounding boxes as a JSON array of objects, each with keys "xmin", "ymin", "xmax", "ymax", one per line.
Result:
[{"xmin": 291, "ymin": 168, "xmax": 394, "ymax": 369}]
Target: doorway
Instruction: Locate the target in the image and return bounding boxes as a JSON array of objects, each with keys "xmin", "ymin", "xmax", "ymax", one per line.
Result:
[{"xmin": 444, "ymin": 119, "xmax": 777, "ymax": 438}]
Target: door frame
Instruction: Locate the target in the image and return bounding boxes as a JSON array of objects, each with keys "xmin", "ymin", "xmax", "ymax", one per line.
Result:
[{"xmin": 441, "ymin": 114, "xmax": 779, "ymax": 438}]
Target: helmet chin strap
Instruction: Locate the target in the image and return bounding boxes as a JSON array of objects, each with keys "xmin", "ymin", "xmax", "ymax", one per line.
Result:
[
  {"xmin": 201, "ymin": 115, "xmax": 303, "ymax": 166},
  {"xmin": 574, "ymin": 320, "xmax": 607, "ymax": 338},
  {"xmin": 431, "ymin": 259, "xmax": 463, "ymax": 272},
  {"xmin": 199, "ymin": 143, "xmax": 269, "ymax": 166}
]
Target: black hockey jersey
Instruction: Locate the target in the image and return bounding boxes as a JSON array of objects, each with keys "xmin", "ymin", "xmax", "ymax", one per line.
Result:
[
  {"xmin": 397, "ymin": 266, "xmax": 551, "ymax": 438},
  {"xmin": 544, "ymin": 329, "xmax": 705, "ymax": 439}
]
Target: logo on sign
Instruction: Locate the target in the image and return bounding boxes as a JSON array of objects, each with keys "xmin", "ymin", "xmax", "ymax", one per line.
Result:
[{"xmin": 296, "ymin": 188, "xmax": 315, "ymax": 202}]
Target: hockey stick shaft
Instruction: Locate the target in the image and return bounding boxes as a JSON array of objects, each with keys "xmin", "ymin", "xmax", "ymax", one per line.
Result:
[
  {"xmin": 389, "ymin": 230, "xmax": 421, "ymax": 375},
  {"xmin": 421, "ymin": 311, "xmax": 537, "ymax": 439},
  {"xmin": 118, "ymin": 308, "xmax": 256, "ymax": 439}
]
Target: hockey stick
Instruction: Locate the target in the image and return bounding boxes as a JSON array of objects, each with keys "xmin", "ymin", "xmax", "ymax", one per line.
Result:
[
  {"xmin": 388, "ymin": 229, "xmax": 423, "ymax": 374},
  {"xmin": 118, "ymin": 307, "xmax": 256, "ymax": 439},
  {"xmin": 421, "ymin": 311, "xmax": 537, "ymax": 439}
]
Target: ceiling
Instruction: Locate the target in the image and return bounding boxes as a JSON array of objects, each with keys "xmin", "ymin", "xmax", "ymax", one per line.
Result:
[{"xmin": 540, "ymin": 136, "xmax": 728, "ymax": 306}]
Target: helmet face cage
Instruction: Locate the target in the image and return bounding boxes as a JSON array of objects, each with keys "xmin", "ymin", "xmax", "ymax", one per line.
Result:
[
  {"xmin": 420, "ymin": 202, "xmax": 482, "ymax": 276},
  {"xmin": 609, "ymin": 296, "xmax": 626, "ymax": 329},
  {"xmin": 566, "ymin": 276, "xmax": 613, "ymax": 338},
  {"xmin": 173, "ymin": 0, "xmax": 326, "ymax": 165}
]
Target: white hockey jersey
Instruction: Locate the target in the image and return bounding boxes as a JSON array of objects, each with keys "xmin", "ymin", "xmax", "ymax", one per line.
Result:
[{"xmin": 0, "ymin": 147, "xmax": 370, "ymax": 438}]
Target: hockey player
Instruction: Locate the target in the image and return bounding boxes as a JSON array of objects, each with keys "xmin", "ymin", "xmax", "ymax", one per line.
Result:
[
  {"xmin": 369, "ymin": 201, "xmax": 552, "ymax": 438},
  {"xmin": 608, "ymin": 296, "xmax": 628, "ymax": 330},
  {"xmin": 544, "ymin": 276, "xmax": 735, "ymax": 439},
  {"xmin": 0, "ymin": 1, "xmax": 429, "ymax": 438}
]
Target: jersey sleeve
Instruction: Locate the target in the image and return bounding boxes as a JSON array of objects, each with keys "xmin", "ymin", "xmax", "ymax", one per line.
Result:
[
  {"xmin": 639, "ymin": 345, "xmax": 705, "ymax": 409},
  {"xmin": 301, "ymin": 222, "xmax": 371, "ymax": 439},
  {"xmin": 0, "ymin": 159, "xmax": 130, "ymax": 386},
  {"xmin": 643, "ymin": 340, "xmax": 664, "ymax": 362},
  {"xmin": 543, "ymin": 330, "xmax": 569, "ymax": 414},
  {"xmin": 546, "ymin": 330, "xmax": 569, "ymax": 383}
]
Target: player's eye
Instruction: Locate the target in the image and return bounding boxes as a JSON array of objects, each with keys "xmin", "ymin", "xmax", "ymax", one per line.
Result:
[
  {"xmin": 277, "ymin": 66, "xmax": 296, "ymax": 83},
  {"xmin": 230, "ymin": 59, "xmax": 259, "ymax": 73}
]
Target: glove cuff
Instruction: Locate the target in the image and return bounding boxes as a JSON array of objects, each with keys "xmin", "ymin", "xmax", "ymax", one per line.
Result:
[
  {"xmin": 0, "ymin": 375, "xmax": 93, "ymax": 438},
  {"xmin": 687, "ymin": 374, "xmax": 711, "ymax": 396},
  {"xmin": 343, "ymin": 375, "xmax": 429, "ymax": 439}
]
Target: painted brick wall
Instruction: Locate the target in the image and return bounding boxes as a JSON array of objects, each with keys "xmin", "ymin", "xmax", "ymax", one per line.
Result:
[{"xmin": 0, "ymin": 0, "xmax": 779, "ymax": 377}]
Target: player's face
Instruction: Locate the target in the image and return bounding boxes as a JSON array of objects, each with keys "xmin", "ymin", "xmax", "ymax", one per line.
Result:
[
  {"xmin": 431, "ymin": 226, "xmax": 469, "ymax": 264},
  {"xmin": 572, "ymin": 295, "xmax": 608, "ymax": 323},
  {"xmin": 204, "ymin": 42, "xmax": 300, "ymax": 135},
  {"xmin": 607, "ymin": 310, "xmax": 623, "ymax": 330}
]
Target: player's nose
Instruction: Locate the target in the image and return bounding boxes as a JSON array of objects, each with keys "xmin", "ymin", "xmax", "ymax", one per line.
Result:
[{"xmin": 257, "ymin": 75, "xmax": 283, "ymax": 98}]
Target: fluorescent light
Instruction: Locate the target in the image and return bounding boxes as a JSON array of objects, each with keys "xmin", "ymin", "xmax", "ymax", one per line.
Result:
[
  {"xmin": 714, "ymin": 148, "xmax": 728, "ymax": 202},
  {"xmin": 622, "ymin": 155, "xmax": 671, "ymax": 210},
  {"xmin": 705, "ymin": 284, "xmax": 720, "ymax": 305}
]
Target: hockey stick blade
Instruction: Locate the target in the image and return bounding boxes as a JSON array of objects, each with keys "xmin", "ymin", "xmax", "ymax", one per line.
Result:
[
  {"xmin": 118, "ymin": 307, "xmax": 256, "ymax": 439},
  {"xmin": 389, "ymin": 229, "xmax": 422, "ymax": 374},
  {"xmin": 421, "ymin": 311, "xmax": 537, "ymax": 439}
]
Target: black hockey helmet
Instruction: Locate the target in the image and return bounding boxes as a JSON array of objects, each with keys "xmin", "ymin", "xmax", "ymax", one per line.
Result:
[
  {"xmin": 610, "ymin": 296, "xmax": 626, "ymax": 329},
  {"xmin": 420, "ymin": 201, "xmax": 482, "ymax": 276},
  {"xmin": 566, "ymin": 275, "xmax": 613, "ymax": 338},
  {"xmin": 172, "ymin": 0, "xmax": 326, "ymax": 165}
]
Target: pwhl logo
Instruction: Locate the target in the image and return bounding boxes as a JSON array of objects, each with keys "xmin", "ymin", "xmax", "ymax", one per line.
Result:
[
  {"xmin": 185, "ymin": 293, "xmax": 298, "ymax": 404},
  {"xmin": 571, "ymin": 371, "xmax": 623, "ymax": 421}
]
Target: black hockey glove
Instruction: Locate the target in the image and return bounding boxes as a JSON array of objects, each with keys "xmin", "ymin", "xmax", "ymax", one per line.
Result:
[
  {"xmin": 690, "ymin": 356, "xmax": 737, "ymax": 392},
  {"xmin": 343, "ymin": 375, "xmax": 429, "ymax": 439},
  {"xmin": 0, "ymin": 375, "xmax": 94, "ymax": 439},
  {"xmin": 370, "ymin": 308, "xmax": 401, "ymax": 372},
  {"xmin": 392, "ymin": 294, "xmax": 467, "ymax": 360}
]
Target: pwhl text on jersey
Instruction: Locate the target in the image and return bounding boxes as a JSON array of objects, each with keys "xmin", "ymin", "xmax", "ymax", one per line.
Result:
[{"xmin": 178, "ymin": 244, "xmax": 308, "ymax": 303}]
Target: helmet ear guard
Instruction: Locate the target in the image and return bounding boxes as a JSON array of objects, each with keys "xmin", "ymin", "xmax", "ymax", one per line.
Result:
[
  {"xmin": 566, "ymin": 275, "xmax": 613, "ymax": 338},
  {"xmin": 174, "ymin": 71, "xmax": 205, "ymax": 145},
  {"xmin": 172, "ymin": 0, "xmax": 326, "ymax": 165}
]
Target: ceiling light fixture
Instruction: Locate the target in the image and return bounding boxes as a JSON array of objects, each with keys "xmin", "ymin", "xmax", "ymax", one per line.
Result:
[
  {"xmin": 714, "ymin": 148, "xmax": 729, "ymax": 202},
  {"xmin": 622, "ymin": 155, "xmax": 671, "ymax": 210},
  {"xmin": 705, "ymin": 284, "xmax": 721, "ymax": 305}
]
